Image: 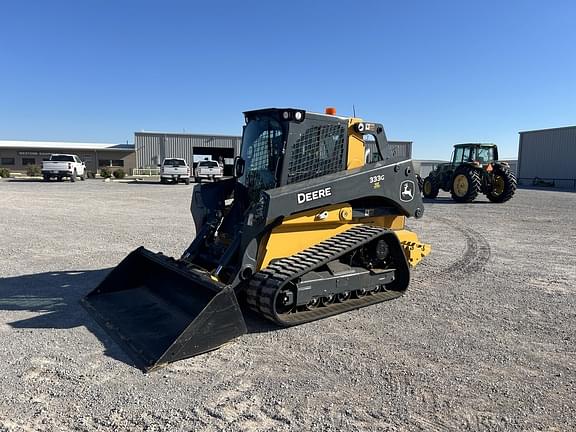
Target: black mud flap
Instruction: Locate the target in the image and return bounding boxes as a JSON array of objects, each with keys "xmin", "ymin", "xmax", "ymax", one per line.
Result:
[{"xmin": 82, "ymin": 247, "xmax": 247, "ymax": 372}]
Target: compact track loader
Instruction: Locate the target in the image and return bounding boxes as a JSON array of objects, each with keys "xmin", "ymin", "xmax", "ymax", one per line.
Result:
[{"xmin": 83, "ymin": 108, "xmax": 431, "ymax": 371}]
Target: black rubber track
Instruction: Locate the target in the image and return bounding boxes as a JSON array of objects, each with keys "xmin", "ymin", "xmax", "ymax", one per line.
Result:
[{"xmin": 246, "ymin": 225, "xmax": 407, "ymax": 327}]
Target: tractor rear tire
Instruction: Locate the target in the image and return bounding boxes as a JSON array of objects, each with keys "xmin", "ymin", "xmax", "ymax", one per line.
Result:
[
  {"xmin": 486, "ymin": 165, "xmax": 517, "ymax": 203},
  {"xmin": 451, "ymin": 167, "xmax": 481, "ymax": 203},
  {"xmin": 422, "ymin": 176, "xmax": 440, "ymax": 199}
]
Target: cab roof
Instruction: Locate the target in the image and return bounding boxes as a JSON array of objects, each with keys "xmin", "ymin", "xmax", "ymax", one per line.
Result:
[
  {"xmin": 243, "ymin": 107, "xmax": 351, "ymax": 122},
  {"xmin": 453, "ymin": 143, "xmax": 496, "ymax": 148}
]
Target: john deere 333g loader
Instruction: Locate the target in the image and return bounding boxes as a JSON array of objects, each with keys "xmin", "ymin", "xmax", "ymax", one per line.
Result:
[{"xmin": 83, "ymin": 108, "xmax": 431, "ymax": 371}]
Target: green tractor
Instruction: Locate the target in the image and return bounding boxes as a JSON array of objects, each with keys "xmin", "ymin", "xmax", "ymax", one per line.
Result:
[{"xmin": 421, "ymin": 143, "xmax": 516, "ymax": 203}]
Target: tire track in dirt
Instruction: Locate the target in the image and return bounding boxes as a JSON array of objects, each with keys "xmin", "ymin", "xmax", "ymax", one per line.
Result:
[{"xmin": 435, "ymin": 216, "xmax": 491, "ymax": 276}]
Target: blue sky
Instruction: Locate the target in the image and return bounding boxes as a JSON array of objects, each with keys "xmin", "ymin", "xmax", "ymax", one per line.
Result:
[{"xmin": 1, "ymin": 1, "xmax": 574, "ymax": 159}]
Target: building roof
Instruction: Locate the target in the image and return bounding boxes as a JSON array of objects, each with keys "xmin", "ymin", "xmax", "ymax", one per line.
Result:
[
  {"xmin": 135, "ymin": 131, "xmax": 241, "ymax": 139},
  {"xmin": 519, "ymin": 125, "xmax": 576, "ymax": 134},
  {"xmin": 0, "ymin": 140, "xmax": 134, "ymax": 151}
]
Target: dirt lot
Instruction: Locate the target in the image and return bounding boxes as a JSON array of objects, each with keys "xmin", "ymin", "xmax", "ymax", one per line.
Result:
[{"xmin": 0, "ymin": 179, "xmax": 574, "ymax": 431}]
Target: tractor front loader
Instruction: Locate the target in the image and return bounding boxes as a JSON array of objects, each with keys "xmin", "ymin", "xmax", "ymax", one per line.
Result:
[{"xmin": 83, "ymin": 108, "xmax": 431, "ymax": 371}]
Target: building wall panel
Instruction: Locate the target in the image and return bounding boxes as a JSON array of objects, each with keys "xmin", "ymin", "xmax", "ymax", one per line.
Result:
[
  {"xmin": 135, "ymin": 132, "xmax": 241, "ymax": 169},
  {"xmin": 518, "ymin": 127, "xmax": 576, "ymax": 187},
  {"xmin": 0, "ymin": 145, "xmax": 135, "ymax": 172}
]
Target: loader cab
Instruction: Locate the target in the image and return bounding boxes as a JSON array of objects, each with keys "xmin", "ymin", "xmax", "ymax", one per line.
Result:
[
  {"xmin": 238, "ymin": 108, "xmax": 391, "ymax": 195},
  {"xmin": 239, "ymin": 109, "xmax": 349, "ymax": 196}
]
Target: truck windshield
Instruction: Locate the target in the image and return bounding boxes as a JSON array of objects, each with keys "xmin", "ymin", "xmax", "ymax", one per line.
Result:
[
  {"xmin": 164, "ymin": 159, "xmax": 186, "ymax": 166},
  {"xmin": 50, "ymin": 155, "xmax": 75, "ymax": 162},
  {"xmin": 199, "ymin": 161, "xmax": 218, "ymax": 168},
  {"xmin": 239, "ymin": 117, "xmax": 284, "ymax": 192}
]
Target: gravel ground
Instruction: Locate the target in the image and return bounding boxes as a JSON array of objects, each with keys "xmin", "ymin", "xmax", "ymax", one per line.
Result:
[{"xmin": 0, "ymin": 178, "xmax": 574, "ymax": 432}]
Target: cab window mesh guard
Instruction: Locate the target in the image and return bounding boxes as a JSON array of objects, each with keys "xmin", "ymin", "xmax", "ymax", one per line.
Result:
[{"xmin": 287, "ymin": 124, "xmax": 346, "ymax": 184}]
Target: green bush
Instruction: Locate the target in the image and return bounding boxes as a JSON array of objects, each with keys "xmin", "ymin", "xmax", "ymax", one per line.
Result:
[
  {"xmin": 26, "ymin": 164, "xmax": 42, "ymax": 177},
  {"xmin": 100, "ymin": 167, "xmax": 112, "ymax": 178},
  {"xmin": 113, "ymin": 168, "xmax": 126, "ymax": 179},
  {"xmin": 0, "ymin": 168, "xmax": 10, "ymax": 178}
]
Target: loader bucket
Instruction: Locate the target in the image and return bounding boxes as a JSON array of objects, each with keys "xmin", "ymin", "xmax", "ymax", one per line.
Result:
[{"xmin": 82, "ymin": 247, "xmax": 247, "ymax": 371}]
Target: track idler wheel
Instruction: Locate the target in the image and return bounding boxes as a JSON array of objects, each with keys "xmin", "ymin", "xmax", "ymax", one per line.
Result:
[
  {"xmin": 305, "ymin": 297, "xmax": 320, "ymax": 310},
  {"xmin": 275, "ymin": 285, "xmax": 296, "ymax": 314},
  {"xmin": 368, "ymin": 285, "xmax": 382, "ymax": 294},
  {"xmin": 319, "ymin": 295, "xmax": 335, "ymax": 307}
]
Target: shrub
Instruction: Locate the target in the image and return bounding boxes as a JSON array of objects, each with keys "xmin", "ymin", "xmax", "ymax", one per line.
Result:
[
  {"xmin": 26, "ymin": 164, "xmax": 42, "ymax": 177},
  {"xmin": 0, "ymin": 168, "xmax": 10, "ymax": 178},
  {"xmin": 100, "ymin": 167, "xmax": 112, "ymax": 178},
  {"xmin": 113, "ymin": 168, "xmax": 126, "ymax": 179}
]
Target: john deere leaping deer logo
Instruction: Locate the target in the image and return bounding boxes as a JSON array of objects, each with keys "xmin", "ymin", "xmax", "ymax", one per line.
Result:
[{"xmin": 400, "ymin": 180, "xmax": 415, "ymax": 202}]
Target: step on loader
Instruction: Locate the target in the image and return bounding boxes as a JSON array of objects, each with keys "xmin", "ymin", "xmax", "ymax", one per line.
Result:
[{"xmin": 83, "ymin": 108, "xmax": 431, "ymax": 371}]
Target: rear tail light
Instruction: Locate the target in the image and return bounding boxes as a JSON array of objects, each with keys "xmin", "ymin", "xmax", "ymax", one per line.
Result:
[{"xmin": 68, "ymin": 163, "xmax": 72, "ymax": 169}]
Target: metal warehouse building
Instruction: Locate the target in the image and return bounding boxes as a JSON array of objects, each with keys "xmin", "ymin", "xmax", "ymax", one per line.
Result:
[
  {"xmin": 387, "ymin": 141, "xmax": 412, "ymax": 159},
  {"xmin": 134, "ymin": 132, "xmax": 241, "ymax": 175},
  {"xmin": 363, "ymin": 140, "xmax": 412, "ymax": 161},
  {"xmin": 518, "ymin": 126, "xmax": 576, "ymax": 189},
  {"xmin": 135, "ymin": 132, "xmax": 411, "ymax": 173},
  {"xmin": 413, "ymin": 160, "xmax": 446, "ymax": 178},
  {"xmin": 0, "ymin": 140, "xmax": 135, "ymax": 173}
]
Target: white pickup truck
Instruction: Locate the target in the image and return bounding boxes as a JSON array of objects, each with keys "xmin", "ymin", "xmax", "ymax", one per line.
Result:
[
  {"xmin": 42, "ymin": 154, "xmax": 86, "ymax": 182},
  {"xmin": 194, "ymin": 160, "xmax": 224, "ymax": 183},
  {"xmin": 160, "ymin": 158, "xmax": 191, "ymax": 184}
]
